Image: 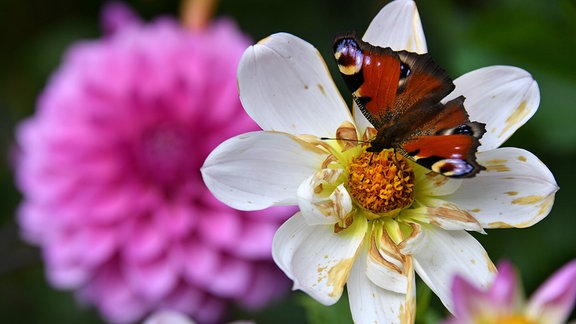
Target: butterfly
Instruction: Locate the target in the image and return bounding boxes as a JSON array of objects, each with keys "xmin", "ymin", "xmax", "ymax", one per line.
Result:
[{"xmin": 333, "ymin": 33, "xmax": 486, "ymax": 178}]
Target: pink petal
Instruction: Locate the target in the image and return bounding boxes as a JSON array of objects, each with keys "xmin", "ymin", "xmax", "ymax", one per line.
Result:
[
  {"xmin": 46, "ymin": 261, "xmax": 91, "ymax": 289},
  {"xmin": 488, "ymin": 261, "xmax": 521, "ymax": 309},
  {"xmin": 160, "ymin": 285, "xmax": 204, "ymax": 314},
  {"xmin": 449, "ymin": 260, "xmax": 522, "ymax": 322},
  {"xmin": 198, "ymin": 209, "xmax": 241, "ymax": 249},
  {"xmin": 101, "ymin": 2, "xmax": 142, "ymax": 36},
  {"xmin": 154, "ymin": 203, "xmax": 195, "ymax": 241},
  {"xmin": 193, "ymin": 295, "xmax": 228, "ymax": 324},
  {"xmin": 82, "ymin": 264, "xmax": 149, "ymax": 324},
  {"xmin": 237, "ymin": 262, "xmax": 290, "ymax": 309},
  {"xmin": 527, "ymin": 260, "xmax": 576, "ymax": 323},
  {"xmin": 85, "ymin": 181, "xmax": 146, "ymax": 225},
  {"xmin": 18, "ymin": 203, "xmax": 52, "ymax": 243},
  {"xmin": 45, "ymin": 225, "xmax": 116, "ymax": 271},
  {"xmin": 123, "ymin": 254, "xmax": 179, "ymax": 299},
  {"xmin": 208, "ymin": 257, "xmax": 251, "ymax": 298},
  {"xmin": 122, "ymin": 215, "xmax": 167, "ymax": 262},
  {"xmin": 181, "ymin": 239, "xmax": 221, "ymax": 285},
  {"xmin": 233, "ymin": 216, "xmax": 278, "ymax": 259},
  {"xmin": 451, "ymin": 274, "xmax": 486, "ymax": 320}
]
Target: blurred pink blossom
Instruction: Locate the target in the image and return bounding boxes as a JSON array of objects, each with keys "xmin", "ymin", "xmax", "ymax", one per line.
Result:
[
  {"xmin": 444, "ymin": 260, "xmax": 576, "ymax": 324},
  {"xmin": 14, "ymin": 3, "xmax": 291, "ymax": 323}
]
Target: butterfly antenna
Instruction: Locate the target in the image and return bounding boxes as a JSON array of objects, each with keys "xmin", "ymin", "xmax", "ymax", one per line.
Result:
[{"xmin": 319, "ymin": 137, "xmax": 369, "ymax": 144}]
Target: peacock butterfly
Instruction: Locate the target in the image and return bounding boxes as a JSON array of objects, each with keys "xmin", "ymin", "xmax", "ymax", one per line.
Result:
[{"xmin": 333, "ymin": 33, "xmax": 486, "ymax": 178}]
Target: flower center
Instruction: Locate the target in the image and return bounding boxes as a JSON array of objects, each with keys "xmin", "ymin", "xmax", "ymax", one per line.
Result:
[
  {"xmin": 346, "ymin": 149, "xmax": 414, "ymax": 216},
  {"xmin": 136, "ymin": 123, "xmax": 194, "ymax": 188},
  {"xmin": 480, "ymin": 315, "xmax": 538, "ymax": 324}
]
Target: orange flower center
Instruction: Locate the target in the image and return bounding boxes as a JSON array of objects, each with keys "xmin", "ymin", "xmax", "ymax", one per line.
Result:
[{"xmin": 346, "ymin": 149, "xmax": 414, "ymax": 216}]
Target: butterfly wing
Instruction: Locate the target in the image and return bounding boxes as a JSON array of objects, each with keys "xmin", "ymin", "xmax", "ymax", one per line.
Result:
[
  {"xmin": 333, "ymin": 34, "xmax": 454, "ymax": 132},
  {"xmin": 333, "ymin": 34, "xmax": 486, "ymax": 178},
  {"xmin": 400, "ymin": 96, "xmax": 486, "ymax": 178}
]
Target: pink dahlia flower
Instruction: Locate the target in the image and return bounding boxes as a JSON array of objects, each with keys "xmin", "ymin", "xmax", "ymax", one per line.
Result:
[
  {"xmin": 14, "ymin": 3, "xmax": 290, "ymax": 323},
  {"xmin": 445, "ymin": 260, "xmax": 576, "ymax": 324}
]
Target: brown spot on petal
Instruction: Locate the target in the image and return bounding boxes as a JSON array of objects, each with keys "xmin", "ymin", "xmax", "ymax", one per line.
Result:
[
  {"xmin": 505, "ymin": 191, "xmax": 518, "ymax": 196},
  {"xmin": 518, "ymin": 155, "xmax": 527, "ymax": 162},
  {"xmin": 326, "ymin": 257, "xmax": 354, "ymax": 298},
  {"xmin": 512, "ymin": 195, "xmax": 544, "ymax": 205},
  {"xmin": 295, "ymin": 134, "xmax": 333, "ymax": 155},
  {"xmin": 511, "ymin": 194, "xmax": 557, "ymax": 228},
  {"xmin": 369, "ymin": 232, "xmax": 404, "ymax": 274},
  {"xmin": 400, "ymin": 256, "xmax": 415, "ymax": 324},
  {"xmin": 396, "ymin": 223, "xmax": 421, "ymax": 252},
  {"xmin": 334, "ymin": 215, "xmax": 354, "ymax": 233},
  {"xmin": 488, "ymin": 221, "xmax": 514, "ymax": 228},
  {"xmin": 315, "ymin": 200, "xmax": 336, "ymax": 217},
  {"xmin": 317, "ymin": 83, "xmax": 326, "ymax": 96},
  {"xmin": 424, "ymin": 171, "xmax": 451, "ymax": 187},
  {"xmin": 363, "ymin": 127, "xmax": 378, "ymax": 142},
  {"xmin": 469, "ymin": 208, "xmax": 481, "ymax": 213},
  {"xmin": 484, "ymin": 159, "xmax": 510, "ymax": 172},
  {"xmin": 427, "ymin": 206, "xmax": 481, "ymax": 227},
  {"xmin": 257, "ymin": 35, "xmax": 273, "ymax": 45},
  {"xmin": 500, "ymin": 100, "xmax": 531, "ymax": 138},
  {"xmin": 486, "ymin": 252, "xmax": 498, "ymax": 275},
  {"xmin": 336, "ymin": 121, "xmax": 359, "ymax": 151},
  {"xmin": 321, "ymin": 154, "xmax": 338, "ymax": 169},
  {"xmin": 538, "ymin": 195, "xmax": 556, "ymax": 218}
]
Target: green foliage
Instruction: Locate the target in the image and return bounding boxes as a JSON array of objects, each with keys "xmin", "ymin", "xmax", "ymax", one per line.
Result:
[
  {"xmin": 300, "ymin": 290, "xmax": 353, "ymax": 324},
  {"xmin": 415, "ymin": 280, "xmax": 444, "ymax": 324}
]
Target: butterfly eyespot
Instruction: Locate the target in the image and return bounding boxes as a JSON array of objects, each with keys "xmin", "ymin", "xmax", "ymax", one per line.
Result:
[
  {"xmin": 397, "ymin": 62, "xmax": 411, "ymax": 91},
  {"xmin": 452, "ymin": 124, "xmax": 473, "ymax": 136},
  {"xmin": 334, "ymin": 37, "xmax": 363, "ymax": 76},
  {"xmin": 399, "ymin": 63, "xmax": 411, "ymax": 80},
  {"xmin": 432, "ymin": 159, "xmax": 474, "ymax": 177}
]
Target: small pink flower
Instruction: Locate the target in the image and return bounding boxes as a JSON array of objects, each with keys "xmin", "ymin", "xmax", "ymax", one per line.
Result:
[
  {"xmin": 445, "ymin": 260, "xmax": 576, "ymax": 324},
  {"xmin": 14, "ymin": 3, "xmax": 290, "ymax": 323}
]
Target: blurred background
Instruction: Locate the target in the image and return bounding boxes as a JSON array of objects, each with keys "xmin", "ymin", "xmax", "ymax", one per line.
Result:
[{"xmin": 0, "ymin": 0, "xmax": 574, "ymax": 322}]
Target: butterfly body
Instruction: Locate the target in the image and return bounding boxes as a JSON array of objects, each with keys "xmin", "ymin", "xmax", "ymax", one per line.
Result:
[{"xmin": 333, "ymin": 34, "xmax": 485, "ymax": 178}]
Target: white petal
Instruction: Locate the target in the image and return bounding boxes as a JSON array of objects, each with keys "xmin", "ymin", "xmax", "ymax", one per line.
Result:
[
  {"xmin": 414, "ymin": 168, "xmax": 463, "ymax": 197},
  {"xmin": 405, "ymin": 227, "xmax": 497, "ymax": 314},
  {"xmin": 402, "ymin": 199, "xmax": 484, "ymax": 233},
  {"xmin": 201, "ymin": 131, "xmax": 326, "ymax": 210},
  {"xmin": 272, "ymin": 213, "xmax": 308, "ymax": 281},
  {"xmin": 238, "ymin": 33, "xmax": 353, "ymax": 137},
  {"xmin": 366, "ymin": 257, "xmax": 409, "ymax": 295},
  {"xmin": 272, "ymin": 213, "xmax": 367, "ymax": 305},
  {"xmin": 347, "ymin": 245, "xmax": 416, "ymax": 323},
  {"xmin": 352, "ymin": 101, "xmax": 373, "ymax": 136},
  {"xmin": 444, "ymin": 66, "xmax": 540, "ymax": 151},
  {"xmin": 366, "ymin": 245, "xmax": 409, "ymax": 294},
  {"xmin": 445, "ymin": 147, "xmax": 558, "ymax": 228},
  {"xmin": 363, "ymin": 0, "xmax": 427, "ymax": 53},
  {"xmin": 298, "ymin": 172, "xmax": 352, "ymax": 225},
  {"xmin": 143, "ymin": 310, "xmax": 194, "ymax": 324}
]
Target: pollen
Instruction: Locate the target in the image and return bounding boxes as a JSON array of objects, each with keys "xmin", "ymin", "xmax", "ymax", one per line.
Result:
[{"xmin": 346, "ymin": 149, "xmax": 415, "ymax": 215}]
